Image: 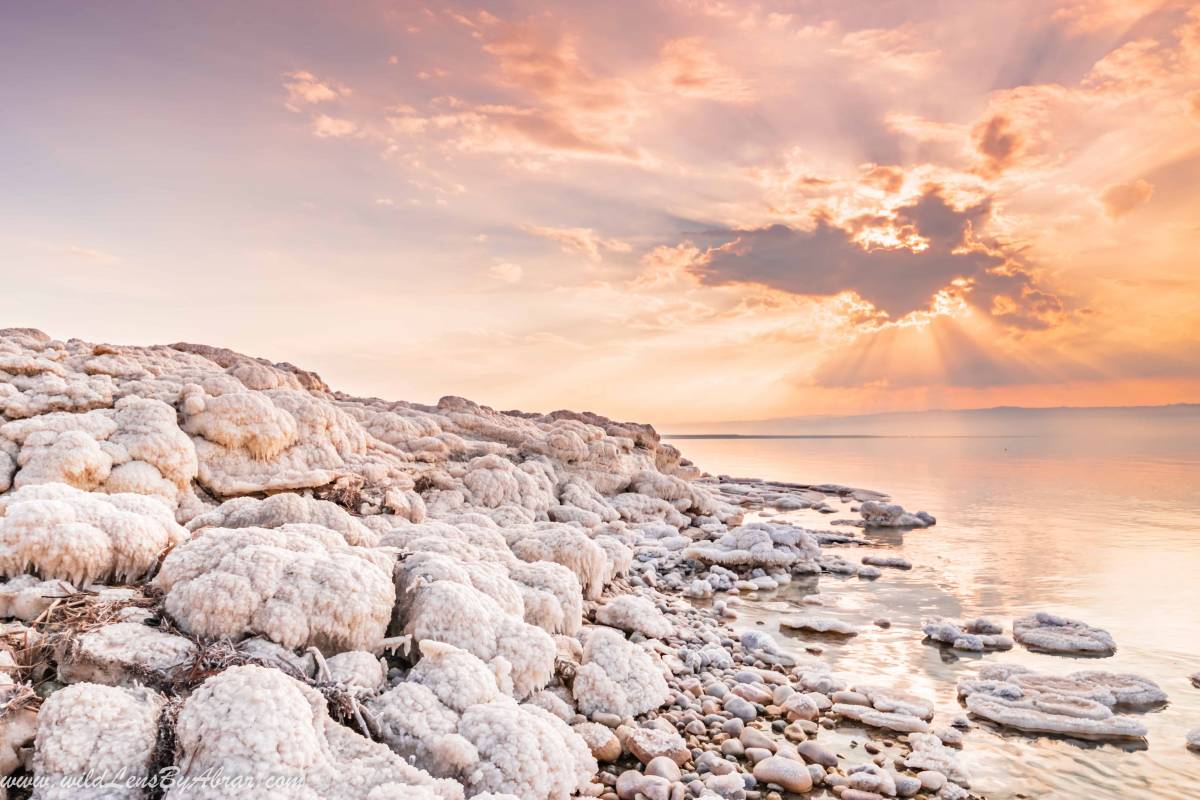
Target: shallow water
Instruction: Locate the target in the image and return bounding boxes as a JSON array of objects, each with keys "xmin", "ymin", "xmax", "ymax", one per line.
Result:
[{"xmin": 669, "ymin": 421, "xmax": 1200, "ymax": 799}]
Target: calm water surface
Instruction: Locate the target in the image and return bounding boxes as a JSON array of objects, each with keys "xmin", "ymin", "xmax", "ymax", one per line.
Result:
[{"xmin": 669, "ymin": 421, "xmax": 1200, "ymax": 799}]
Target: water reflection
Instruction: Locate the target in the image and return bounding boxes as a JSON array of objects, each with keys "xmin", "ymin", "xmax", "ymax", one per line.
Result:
[{"xmin": 675, "ymin": 426, "xmax": 1200, "ymax": 800}]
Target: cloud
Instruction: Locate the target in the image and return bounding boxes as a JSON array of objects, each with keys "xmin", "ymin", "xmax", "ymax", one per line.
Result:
[
  {"xmin": 1100, "ymin": 178, "xmax": 1155, "ymax": 218},
  {"xmin": 656, "ymin": 187, "xmax": 1064, "ymax": 328},
  {"xmin": 283, "ymin": 71, "xmax": 348, "ymax": 112},
  {"xmin": 311, "ymin": 114, "xmax": 358, "ymax": 139},
  {"xmin": 1050, "ymin": 0, "xmax": 1170, "ymax": 35},
  {"xmin": 489, "ymin": 262, "xmax": 524, "ymax": 283},
  {"xmin": 654, "ymin": 37, "xmax": 756, "ymax": 102},
  {"xmin": 972, "ymin": 114, "xmax": 1024, "ymax": 177},
  {"xmin": 523, "ymin": 225, "xmax": 632, "ymax": 261}
]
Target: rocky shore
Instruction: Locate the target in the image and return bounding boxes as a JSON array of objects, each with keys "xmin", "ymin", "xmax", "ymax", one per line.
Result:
[{"xmin": 0, "ymin": 328, "xmax": 1180, "ymax": 800}]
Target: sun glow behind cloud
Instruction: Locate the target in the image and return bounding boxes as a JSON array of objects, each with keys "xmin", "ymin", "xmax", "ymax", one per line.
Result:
[{"xmin": 0, "ymin": 1, "xmax": 1197, "ymax": 424}]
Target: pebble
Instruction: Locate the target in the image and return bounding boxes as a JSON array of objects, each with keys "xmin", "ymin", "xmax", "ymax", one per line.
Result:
[
  {"xmin": 752, "ymin": 755, "xmax": 814, "ymax": 793},
  {"xmin": 724, "ymin": 696, "xmax": 758, "ymax": 721},
  {"xmin": 645, "ymin": 756, "xmax": 683, "ymax": 782},
  {"xmin": 796, "ymin": 741, "xmax": 838, "ymax": 768}
]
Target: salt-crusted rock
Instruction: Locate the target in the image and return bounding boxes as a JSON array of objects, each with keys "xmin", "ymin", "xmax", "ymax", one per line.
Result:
[
  {"xmin": 0, "ymin": 483, "xmax": 188, "ymax": 585},
  {"xmin": 0, "ymin": 683, "xmax": 38, "ymax": 776},
  {"xmin": 367, "ymin": 641, "xmax": 595, "ymax": 799},
  {"xmin": 957, "ymin": 663, "xmax": 1164, "ymax": 740},
  {"xmin": 859, "ymin": 500, "xmax": 935, "ymax": 528},
  {"xmin": 1188, "ymin": 727, "xmax": 1200, "ymax": 752},
  {"xmin": 1013, "ymin": 612, "xmax": 1116, "ymax": 655},
  {"xmin": 595, "ymin": 594, "xmax": 674, "ymax": 639},
  {"xmin": 186, "ymin": 492, "xmax": 380, "ymax": 546},
  {"xmin": 398, "ymin": 576, "xmax": 555, "ymax": 699},
  {"xmin": 861, "ymin": 554, "xmax": 912, "ymax": 570},
  {"xmin": 684, "ymin": 522, "xmax": 819, "ymax": 571},
  {"xmin": 154, "ymin": 523, "xmax": 395, "ymax": 653},
  {"xmin": 31, "ymin": 683, "xmax": 164, "ymax": 800},
  {"xmin": 903, "ymin": 732, "xmax": 969, "ymax": 785},
  {"xmin": 325, "ymin": 650, "xmax": 386, "ymax": 692},
  {"xmin": 171, "ymin": 664, "xmax": 462, "ymax": 799},
  {"xmin": 0, "ymin": 574, "xmax": 74, "ymax": 621},
  {"xmin": 56, "ymin": 621, "xmax": 197, "ymax": 686},
  {"xmin": 923, "ymin": 618, "xmax": 1013, "ymax": 651},
  {"xmin": 779, "ymin": 615, "xmax": 858, "ymax": 636},
  {"xmin": 572, "ymin": 626, "xmax": 671, "ymax": 718},
  {"xmin": 1, "ymin": 397, "xmax": 201, "ymax": 517}
]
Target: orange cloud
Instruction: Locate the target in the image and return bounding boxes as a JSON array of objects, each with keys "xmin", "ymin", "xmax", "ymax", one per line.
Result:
[
  {"xmin": 655, "ymin": 37, "xmax": 756, "ymax": 102},
  {"xmin": 283, "ymin": 70, "xmax": 348, "ymax": 112},
  {"xmin": 1101, "ymin": 178, "xmax": 1155, "ymax": 217},
  {"xmin": 523, "ymin": 225, "xmax": 632, "ymax": 261}
]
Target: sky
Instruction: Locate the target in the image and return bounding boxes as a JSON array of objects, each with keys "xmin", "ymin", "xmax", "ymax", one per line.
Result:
[{"xmin": 1, "ymin": 0, "xmax": 1198, "ymax": 425}]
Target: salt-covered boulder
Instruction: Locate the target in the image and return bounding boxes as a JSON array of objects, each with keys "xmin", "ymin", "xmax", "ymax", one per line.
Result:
[
  {"xmin": 859, "ymin": 500, "xmax": 935, "ymax": 528},
  {"xmin": 0, "ymin": 483, "xmax": 188, "ymax": 585},
  {"xmin": 367, "ymin": 641, "xmax": 596, "ymax": 800},
  {"xmin": 684, "ymin": 522, "xmax": 819, "ymax": 571},
  {"xmin": 31, "ymin": 683, "xmax": 164, "ymax": 800},
  {"xmin": 594, "ymin": 594, "xmax": 674, "ymax": 639},
  {"xmin": 56, "ymin": 621, "xmax": 198, "ymax": 687},
  {"xmin": 572, "ymin": 626, "xmax": 671, "ymax": 718},
  {"xmin": 170, "ymin": 664, "xmax": 462, "ymax": 799},
  {"xmin": 1013, "ymin": 612, "xmax": 1116, "ymax": 656},
  {"xmin": 186, "ymin": 493, "xmax": 380, "ymax": 547},
  {"xmin": 153, "ymin": 523, "xmax": 395, "ymax": 653},
  {"xmin": 397, "ymin": 577, "xmax": 555, "ymax": 700}
]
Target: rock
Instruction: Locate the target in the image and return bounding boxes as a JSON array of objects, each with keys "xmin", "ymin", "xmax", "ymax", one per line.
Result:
[
  {"xmin": 796, "ymin": 740, "xmax": 838, "ymax": 768},
  {"xmin": 779, "ymin": 615, "xmax": 858, "ymax": 637},
  {"xmin": 575, "ymin": 721, "xmax": 622, "ymax": 762},
  {"xmin": 918, "ymin": 770, "xmax": 947, "ymax": 791},
  {"xmin": 1013, "ymin": 612, "xmax": 1116, "ymax": 656},
  {"xmin": 740, "ymin": 726, "xmax": 776, "ymax": 752},
  {"xmin": 616, "ymin": 770, "xmax": 672, "ymax": 800},
  {"xmin": 645, "ymin": 755, "xmax": 683, "ymax": 782},
  {"xmin": 1187, "ymin": 727, "xmax": 1200, "ymax": 752},
  {"xmin": 724, "ymin": 696, "xmax": 758, "ymax": 722},
  {"xmin": 627, "ymin": 726, "xmax": 690, "ymax": 766},
  {"xmin": 752, "ymin": 755, "xmax": 814, "ymax": 793},
  {"xmin": 861, "ymin": 555, "xmax": 912, "ymax": 570},
  {"xmin": 781, "ymin": 693, "xmax": 819, "ymax": 722}
]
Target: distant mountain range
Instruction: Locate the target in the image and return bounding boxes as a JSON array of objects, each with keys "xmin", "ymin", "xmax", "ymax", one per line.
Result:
[{"xmin": 665, "ymin": 403, "xmax": 1200, "ymax": 437}]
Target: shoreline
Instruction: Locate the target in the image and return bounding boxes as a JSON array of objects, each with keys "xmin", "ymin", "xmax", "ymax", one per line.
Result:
[{"xmin": 0, "ymin": 328, "xmax": 1182, "ymax": 800}]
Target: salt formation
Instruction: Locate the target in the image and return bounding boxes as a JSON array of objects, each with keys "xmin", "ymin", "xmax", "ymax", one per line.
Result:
[
  {"xmin": 366, "ymin": 641, "xmax": 595, "ymax": 799},
  {"xmin": 958, "ymin": 663, "xmax": 1165, "ymax": 740},
  {"xmin": 1013, "ymin": 612, "xmax": 1117, "ymax": 655},
  {"xmin": 923, "ymin": 617, "xmax": 1013, "ymax": 651},
  {"xmin": 171, "ymin": 664, "xmax": 463, "ymax": 799},
  {"xmin": 31, "ymin": 683, "xmax": 164, "ymax": 800},
  {"xmin": 571, "ymin": 626, "xmax": 671, "ymax": 717},
  {"xmin": 154, "ymin": 523, "xmax": 396, "ymax": 653},
  {"xmin": 779, "ymin": 615, "xmax": 859, "ymax": 636},
  {"xmin": 0, "ymin": 483, "xmax": 188, "ymax": 584},
  {"xmin": 858, "ymin": 500, "xmax": 936, "ymax": 528},
  {"xmin": 683, "ymin": 521, "xmax": 820, "ymax": 570}
]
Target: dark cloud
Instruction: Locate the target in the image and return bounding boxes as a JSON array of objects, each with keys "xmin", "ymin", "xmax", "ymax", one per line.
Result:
[
  {"xmin": 972, "ymin": 114, "xmax": 1023, "ymax": 176},
  {"xmin": 677, "ymin": 186, "xmax": 1064, "ymax": 327}
]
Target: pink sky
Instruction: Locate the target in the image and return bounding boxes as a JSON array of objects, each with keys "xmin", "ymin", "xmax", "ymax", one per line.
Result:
[{"xmin": 2, "ymin": 1, "xmax": 1198, "ymax": 424}]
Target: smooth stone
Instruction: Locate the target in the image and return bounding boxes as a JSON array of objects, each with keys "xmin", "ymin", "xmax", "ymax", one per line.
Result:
[
  {"xmin": 740, "ymin": 727, "xmax": 777, "ymax": 752},
  {"xmin": 796, "ymin": 741, "xmax": 838, "ymax": 768},
  {"xmin": 745, "ymin": 746, "xmax": 773, "ymax": 764},
  {"xmin": 752, "ymin": 755, "xmax": 814, "ymax": 793},
  {"xmin": 725, "ymin": 696, "xmax": 758, "ymax": 721},
  {"xmin": 722, "ymin": 718, "xmax": 745, "ymax": 736},
  {"xmin": 646, "ymin": 756, "xmax": 683, "ymax": 782},
  {"xmin": 842, "ymin": 791, "xmax": 884, "ymax": 800}
]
